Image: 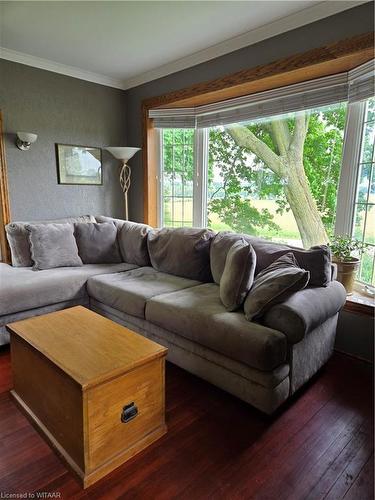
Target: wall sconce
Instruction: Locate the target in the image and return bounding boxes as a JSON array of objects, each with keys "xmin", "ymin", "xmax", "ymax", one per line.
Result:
[
  {"xmin": 105, "ymin": 147, "xmax": 141, "ymax": 220},
  {"xmin": 16, "ymin": 132, "xmax": 38, "ymax": 151}
]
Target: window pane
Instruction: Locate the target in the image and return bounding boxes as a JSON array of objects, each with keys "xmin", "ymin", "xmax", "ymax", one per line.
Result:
[
  {"xmin": 161, "ymin": 129, "xmax": 195, "ymax": 227},
  {"xmin": 359, "ymin": 247, "xmax": 375, "ymax": 286},
  {"xmin": 360, "ymin": 121, "xmax": 375, "ymax": 163},
  {"xmin": 356, "ymin": 163, "xmax": 372, "ymax": 204},
  {"xmin": 353, "ymin": 204, "xmax": 366, "ymax": 241},
  {"xmin": 366, "ymin": 97, "xmax": 375, "ymax": 122},
  {"xmin": 207, "ymin": 103, "xmax": 347, "ymax": 248},
  {"xmin": 370, "ymin": 164, "xmax": 375, "ymax": 200},
  {"xmin": 364, "ymin": 204, "xmax": 375, "ymax": 245}
]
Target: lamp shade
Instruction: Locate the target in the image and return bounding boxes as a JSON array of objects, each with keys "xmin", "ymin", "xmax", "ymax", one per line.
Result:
[
  {"xmin": 105, "ymin": 147, "xmax": 141, "ymax": 162},
  {"xmin": 17, "ymin": 132, "xmax": 38, "ymax": 143}
]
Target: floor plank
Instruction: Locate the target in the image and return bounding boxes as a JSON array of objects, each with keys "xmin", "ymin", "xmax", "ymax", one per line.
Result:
[{"xmin": 0, "ymin": 346, "xmax": 373, "ymax": 499}]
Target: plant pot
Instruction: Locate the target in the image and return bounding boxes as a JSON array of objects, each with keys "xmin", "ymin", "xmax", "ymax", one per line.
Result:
[{"xmin": 332, "ymin": 257, "xmax": 360, "ymax": 295}]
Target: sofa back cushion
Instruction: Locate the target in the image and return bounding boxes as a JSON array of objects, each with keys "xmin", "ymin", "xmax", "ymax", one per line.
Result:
[
  {"xmin": 210, "ymin": 231, "xmax": 252, "ymax": 284},
  {"xmin": 118, "ymin": 221, "xmax": 151, "ymax": 266},
  {"xmin": 26, "ymin": 223, "xmax": 83, "ymax": 270},
  {"xmin": 211, "ymin": 231, "xmax": 331, "ymax": 287},
  {"xmin": 96, "ymin": 216, "xmax": 152, "ymax": 266},
  {"xmin": 220, "ymin": 239, "xmax": 256, "ymax": 311},
  {"xmin": 95, "ymin": 215, "xmax": 125, "ymax": 228},
  {"xmin": 5, "ymin": 215, "xmax": 95, "ymax": 267},
  {"xmin": 74, "ymin": 222, "xmax": 122, "ymax": 264},
  {"xmin": 147, "ymin": 227, "xmax": 215, "ymax": 281}
]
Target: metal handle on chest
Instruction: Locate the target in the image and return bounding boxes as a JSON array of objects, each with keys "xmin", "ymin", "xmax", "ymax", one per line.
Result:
[{"xmin": 121, "ymin": 402, "xmax": 138, "ymax": 423}]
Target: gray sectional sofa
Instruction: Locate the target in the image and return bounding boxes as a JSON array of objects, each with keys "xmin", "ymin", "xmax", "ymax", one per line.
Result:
[{"xmin": 1, "ymin": 214, "xmax": 347, "ymax": 414}]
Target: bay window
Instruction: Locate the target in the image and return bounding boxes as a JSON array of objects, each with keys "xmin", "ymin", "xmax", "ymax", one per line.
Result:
[{"xmin": 152, "ymin": 61, "xmax": 374, "ymax": 285}]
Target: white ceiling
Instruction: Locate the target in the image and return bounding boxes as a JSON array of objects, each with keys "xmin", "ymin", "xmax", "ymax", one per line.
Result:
[{"xmin": 0, "ymin": 1, "xmax": 365, "ymax": 90}]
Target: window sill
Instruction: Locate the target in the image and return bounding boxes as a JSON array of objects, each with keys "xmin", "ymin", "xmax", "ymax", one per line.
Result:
[{"xmin": 344, "ymin": 283, "xmax": 374, "ymax": 316}]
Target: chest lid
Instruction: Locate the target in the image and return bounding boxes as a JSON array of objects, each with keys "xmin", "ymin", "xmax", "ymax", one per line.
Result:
[{"xmin": 7, "ymin": 306, "xmax": 167, "ymax": 389}]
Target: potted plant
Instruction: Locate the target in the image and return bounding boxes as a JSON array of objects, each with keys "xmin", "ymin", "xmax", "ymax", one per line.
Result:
[{"xmin": 329, "ymin": 235, "xmax": 365, "ymax": 295}]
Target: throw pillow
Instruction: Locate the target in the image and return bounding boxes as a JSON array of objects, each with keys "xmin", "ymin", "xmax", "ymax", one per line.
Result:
[
  {"xmin": 220, "ymin": 239, "xmax": 256, "ymax": 311},
  {"xmin": 5, "ymin": 215, "xmax": 95, "ymax": 267},
  {"xmin": 26, "ymin": 223, "xmax": 83, "ymax": 270},
  {"xmin": 118, "ymin": 221, "xmax": 151, "ymax": 266},
  {"xmin": 74, "ymin": 222, "xmax": 122, "ymax": 264},
  {"xmin": 244, "ymin": 252, "xmax": 310, "ymax": 321}
]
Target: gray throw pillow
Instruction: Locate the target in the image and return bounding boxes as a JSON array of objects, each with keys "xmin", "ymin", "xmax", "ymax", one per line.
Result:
[
  {"xmin": 6, "ymin": 215, "xmax": 95, "ymax": 267},
  {"xmin": 26, "ymin": 223, "xmax": 83, "ymax": 271},
  {"xmin": 210, "ymin": 231, "xmax": 253, "ymax": 284},
  {"xmin": 244, "ymin": 252, "xmax": 310, "ymax": 321},
  {"xmin": 148, "ymin": 227, "xmax": 216, "ymax": 281},
  {"xmin": 74, "ymin": 222, "xmax": 122, "ymax": 264},
  {"xmin": 220, "ymin": 239, "xmax": 256, "ymax": 311},
  {"xmin": 118, "ymin": 221, "xmax": 151, "ymax": 266}
]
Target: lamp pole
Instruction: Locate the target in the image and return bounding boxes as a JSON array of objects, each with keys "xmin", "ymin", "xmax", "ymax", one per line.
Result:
[
  {"xmin": 119, "ymin": 161, "xmax": 131, "ymax": 220},
  {"xmin": 105, "ymin": 147, "xmax": 141, "ymax": 220}
]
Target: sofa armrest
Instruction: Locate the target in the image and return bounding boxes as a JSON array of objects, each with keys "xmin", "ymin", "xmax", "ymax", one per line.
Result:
[{"xmin": 262, "ymin": 281, "xmax": 346, "ymax": 344}]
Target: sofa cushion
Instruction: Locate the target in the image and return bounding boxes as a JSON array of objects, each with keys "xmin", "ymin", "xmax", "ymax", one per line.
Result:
[
  {"xmin": 5, "ymin": 215, "xmax": 95, "ymax": 267},
  {"xmin": 220, "ymin": 240, "xmax": 256, "ymax": 311},
  {"xmin": 118, "ymin": 221, "xmax": 152, "ymax": 266},
  {"xmin": 262, "ymin": 280, "xmax": 347, "ymax": 344},
  {"xmin": 210, "ymin": 231, "xmax": 252, "ymax": 284},
  {"xmin": 244, "ymin": 253, "xmax": 309, "ymax": 321},
  {"xmin": 247, "ymin": 238, "xmax": 331, "ymax": 287},
  {"xmin": 87, "ymin": 267, "xmax": 201, "ymax": 319},
  {"xmin": 95, "ymin": 215, "xmax": 125, "ymax": 228},
  {"xmin": 145, "ymin": 283, "xmax": 287, "ymax": 371},
  {"xmin": 0, "ymin": 262, "xmax": 137, "ymax": 317},
  {"xmin": 148, "ymin": 227, "xmax": 215, "ymax": 281},
  {"xmin": 26, "ymin": 223, "xmax": 82, "ymax": 270},
  {"xmin": 74, "ymin": 222, "xmax": 122, "ymax": 264},
  {"xmin": 210, "ymin": 231, "xmax": 331, "ymax": 287}
]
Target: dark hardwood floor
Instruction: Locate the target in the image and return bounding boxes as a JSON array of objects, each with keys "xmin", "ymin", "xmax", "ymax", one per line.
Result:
[{"xmin": 0, "ymin": 346, "xmax": 373, "ymax": 499}]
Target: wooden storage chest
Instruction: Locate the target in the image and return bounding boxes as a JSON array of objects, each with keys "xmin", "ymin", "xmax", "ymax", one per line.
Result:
[{"xmin": 7, "ymin": 306, "xmax": 168, "ymax": 488}]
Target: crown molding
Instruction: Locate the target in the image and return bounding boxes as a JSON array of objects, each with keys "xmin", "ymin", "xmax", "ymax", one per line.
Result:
[
  {"xmin": 0, "ymin": 1, "xmax": 368, "ymax": 91},
  {"xmin": 0, "ymin": 47, "xmax": 127, "ymax": 90}
]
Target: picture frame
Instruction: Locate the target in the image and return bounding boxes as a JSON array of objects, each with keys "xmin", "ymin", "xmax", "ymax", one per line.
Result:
[{"xmin": 56, "ymin": 143, "xmax": 102, "ymax": 185}]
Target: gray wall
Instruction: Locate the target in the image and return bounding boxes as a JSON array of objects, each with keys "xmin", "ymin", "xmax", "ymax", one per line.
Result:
[
  {"xmin": 0, "ymin": 59, "xmax": 127, "ymax": 221},
  {"xmin": 336, "ymin": 311, "xmax": 374, "ymax": 363},
  {"xmin": 126, "ymin": 2, "xmax": 375, "ymax": 223}
]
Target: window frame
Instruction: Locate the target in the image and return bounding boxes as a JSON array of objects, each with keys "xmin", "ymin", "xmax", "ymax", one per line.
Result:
[{"xmin": 0, "ymin": 110, "xmax": 11, "ymax": 263}]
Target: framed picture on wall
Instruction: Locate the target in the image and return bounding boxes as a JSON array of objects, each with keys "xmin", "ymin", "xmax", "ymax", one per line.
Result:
[{"xmin": 56, "ymin": 144, "xmax": 102, "ymax": 185}]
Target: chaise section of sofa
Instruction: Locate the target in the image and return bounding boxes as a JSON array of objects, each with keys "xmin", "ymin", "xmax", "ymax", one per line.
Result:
[
  {"xmin": 0, "ymin": 262, "xmax": 137, "ymax": 345},
  {"xmin": 0, "ymin": 213, "xmax": 141, "ymax": 345}
]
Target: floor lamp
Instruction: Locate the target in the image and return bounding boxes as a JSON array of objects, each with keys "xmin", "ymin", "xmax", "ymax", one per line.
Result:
[{"xmin": 105, "ymin": 147, "xmax": 141, "ymax": 220}]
